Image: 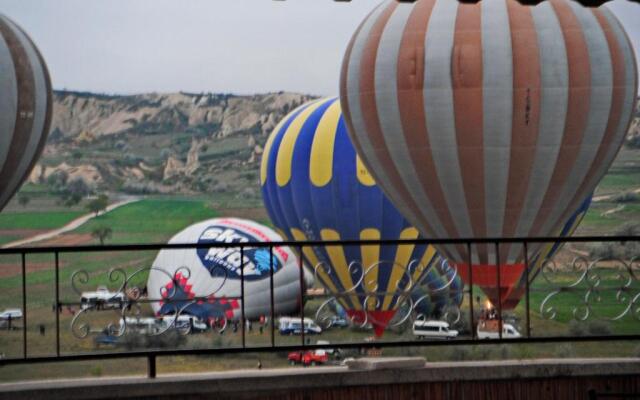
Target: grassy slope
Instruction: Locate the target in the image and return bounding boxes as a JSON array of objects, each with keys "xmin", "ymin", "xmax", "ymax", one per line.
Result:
[
  {"xmin": 0, "ymin": 211, "xmax": 84, "ymax": 230},
  {"xmin": 74, "ymin": 198, "xmax": 217, "ymax": 244}
]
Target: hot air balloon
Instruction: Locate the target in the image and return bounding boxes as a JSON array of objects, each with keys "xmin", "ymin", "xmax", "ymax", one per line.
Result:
[
  {"xmin": 340, "ymin": 0, "xmax": 637, "ymax": 309},
  {"xmin": 260, "ymin": 97, "xmax": 463, "ymax": 336},
  {"xmin": 147, "ymin": 218, "xmax": 309, "ymax": 322},
  {"xmin": 0, "ymin": 15, "xmax": 53, "ymax": 211}
]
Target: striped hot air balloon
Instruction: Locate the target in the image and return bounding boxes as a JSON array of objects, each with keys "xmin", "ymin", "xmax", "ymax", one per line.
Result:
[
  {"xmin": 260, "ymin": 97, "xmax": 463, "ymax": 337},
  {"xmin": 339, "ymin": 0, "xmax": 637, "ymax": 310},
  {"xmin": 0, "ymin": 15, "xmax": 53, "ymax": 211}
]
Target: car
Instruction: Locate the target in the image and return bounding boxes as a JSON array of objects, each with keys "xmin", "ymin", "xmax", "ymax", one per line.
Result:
[
  {"xmin": 412, "ymin": 320, "xmax": 458, "ymax": 340},
  {"xmin": 287, "ymin": 349, "xmax": 329, "ymax": 366},
  {"xmin": 81, "ymin": 286, "xmax": 127, "ymax": 310},
  {"xmin": 0, "ymin": 308, "xmax": 23, "ymax": 320},
  {"xmin": 278, "ymin": 317, "xmax": 322, "ymax": 335},
  {"xmin": 477, "ymin": 321, "xmax": 521, "ymax": 339}
]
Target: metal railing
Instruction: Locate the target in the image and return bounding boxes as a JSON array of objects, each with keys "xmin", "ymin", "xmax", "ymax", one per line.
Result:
[{"xmin": 0, "ymin": 235, "xmax": 638, "ymax": 378}]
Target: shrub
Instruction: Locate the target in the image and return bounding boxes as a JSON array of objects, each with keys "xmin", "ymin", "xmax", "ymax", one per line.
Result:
[
  {"xmin": 587, "ymin": 320, "xmax": 612, "ymax": 336},
  {"xmin": 612, "ymin": 191, "xmax": 639, "ymax": 203},
  {"xmin": 449, "ymin": 346, "xmax": 471, "ymax": 361},
  {"xmin": 589, "ymin": 243, "xmax": 616, "ymax": 259},
  {"xmin": 568, "ymin": 320, "xmax": 587, "ymax": 337}
]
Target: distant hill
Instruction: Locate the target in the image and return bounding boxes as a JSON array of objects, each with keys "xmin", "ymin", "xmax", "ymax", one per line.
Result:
[
  {"xmin": 29, "ymin": 90, "xmax": 317, "ymax": 197},
  {"xmin": 28, "ymin": 91, "xmax": 640, "ymax": 199}
]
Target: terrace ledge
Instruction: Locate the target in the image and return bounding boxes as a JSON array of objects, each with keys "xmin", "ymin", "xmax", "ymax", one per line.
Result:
[{"xmin": 0, "ymin": 357, "xmax": 639, "ymax": 400}]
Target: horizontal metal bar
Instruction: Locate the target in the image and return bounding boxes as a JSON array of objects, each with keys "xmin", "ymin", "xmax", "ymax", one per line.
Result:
[
  {"xmin": 2, "ymin": 334, "xmax": 640, "ymax": 366},
  {"xmin": 0, "ymin": 235, "xmax": 637, "ymax": 255}
]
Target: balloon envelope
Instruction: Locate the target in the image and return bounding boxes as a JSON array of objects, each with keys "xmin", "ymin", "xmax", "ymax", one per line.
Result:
[
  {"xmin": 147, "ymin": 218, "xmax": 305, "ymax": 321},
  {"xmin": 340, "ymin": 0, "xmax": 637, "ymax": 308},
  {"xmin": 261, "ymin": 97, "xmax": 463, "ymax": 336},
  {"xmin": 0, "ymin": 15, "xmax": 53, "ymax": 211}
]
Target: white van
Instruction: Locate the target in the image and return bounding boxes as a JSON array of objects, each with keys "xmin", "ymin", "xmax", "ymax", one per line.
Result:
[
  {"xmin": 0, "ymin": 308, "xmax": 23, "ymax": 320},
  {"xmin": 278, "ymin": 317, "xmax": 322, "ymax": 335},
  {"xmin": 413, "ymin": 320, "xmax": 458, "ymax": 340},
  {"xmin": 477, "ymin": 323, "xmax": 521, "ymax": 339},
  {"xmin": 160, "ymin": 315, "xmax": 208, "ymax": 333},
  {"xmin": 81, "ymin": 286, "xmax": 127, "ymax": 310},
  {"xmin": 119, "ymin": 317, "xmax": 163, "ymax": 335}
]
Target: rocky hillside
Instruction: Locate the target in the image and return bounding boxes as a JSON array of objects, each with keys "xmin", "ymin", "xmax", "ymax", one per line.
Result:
[
  {"xmin": 30, "ymin": 91, "xmax": 316, "ymax": 197},
  {"xmin": 29, "ymin": 91, "xmax": 640, "ymax": 199},
  {"xmin": 628, "ymin": 99, "xmax": 640, "ymax": 147}
]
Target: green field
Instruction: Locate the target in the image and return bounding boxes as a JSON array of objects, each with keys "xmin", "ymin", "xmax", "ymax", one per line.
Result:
[
  {"xmin": 0, "ymin": 211, "xmax": 84, "ymax": 231},
  {"xmin": 0, "ymin": 147, "xmax": 638, "ymax": 382},
  {"xmin": 74, "ymin": 198, "xmax": 217, "ymax": 244}
]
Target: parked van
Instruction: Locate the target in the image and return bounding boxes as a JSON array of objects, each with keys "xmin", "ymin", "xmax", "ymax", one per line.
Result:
[
  {"xmin": 278, "ymin": 317, "xmax": 322, "ymax": 335},
  {"xmin": 477, "ymin": 320, "xmax": 521, "ymax": 339},
  {"xmin": 81, "ymin": 286, "xmax": 127, "ymax": 310},
  {"xmin": 412, "ymin": 320, "xmax": 458, "ymax": 340},
  {"xmin": 119, "ymin": 317, "xmax": 163, "ymax": 335},
  {"xmin": 160, "ymin": 314, "xmax": 208, "ymax": 333},
  {"xmin": 0, "ymin": 308, "xmax": 23, "ymax": 320}
]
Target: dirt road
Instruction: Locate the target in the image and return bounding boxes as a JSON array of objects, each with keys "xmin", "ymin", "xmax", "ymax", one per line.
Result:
[{"xmin": 1, "ymin": 198, "xmax": 139, "ymax": 249}]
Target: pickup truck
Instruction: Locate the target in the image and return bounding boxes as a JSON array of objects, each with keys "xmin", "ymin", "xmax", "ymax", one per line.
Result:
[{"xmin": 287, "ymin": 349, "xmax": 329, "ymax": 366}]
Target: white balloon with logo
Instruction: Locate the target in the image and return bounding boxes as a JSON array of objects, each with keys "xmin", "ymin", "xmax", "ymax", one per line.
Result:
[{"xmin": 147, "ymin": 218, "xmax": 309, "ymax": 322}]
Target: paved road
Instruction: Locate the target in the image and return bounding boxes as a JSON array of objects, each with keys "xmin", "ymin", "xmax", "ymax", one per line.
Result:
[{"xmin": 2, "ymin": 198, "xmax": 140, "ymax": 249}]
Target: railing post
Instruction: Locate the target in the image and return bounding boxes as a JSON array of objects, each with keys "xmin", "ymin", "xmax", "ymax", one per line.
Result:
[
  {"xmin": 495, "ymin": 242, "xmax": 502, "ymax": 340},
  {"xmin": 148, "ymin": 355, "xmax": 156, "ymax": 378},
  {"xmin": 467, "ymin": 242, "xmax": 475, "ymax": 340},
  {"xmin": 298, "ymin": 245, "xmax": 305, "ymax": 348},
  {"xmin": 269, "ymin": 246, "xmax": 275, "ymax": 347},
  {"xmin": 524, "ymin": 241, "xmax": 531, "ymax": 338},
  {"xmin": 21, "ymin": 252, "xmax": 27, "ymax": 359},
  {"xmin": 240, "ymin": 245, "xmax": 246, "ymax": 349},
  {"xmin": 54, "ymin": 251, "xmax": 60, "ymax": 356}
]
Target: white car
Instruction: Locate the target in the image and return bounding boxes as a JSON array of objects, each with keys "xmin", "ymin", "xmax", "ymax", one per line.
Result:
[
  {"xmin": 0, "ymin": 308, "xmax": 23, "ymax": 320},
  {"xmin": 477, "ymin": 322, "xmax": 521, "ymax": 339},
  {"xmin": 412, "ymin": 320, "xmax": 458, "ymax": 340},
  {"xmin": 81, "ymin": 286, "xmax": 127, "ymax": 310}
]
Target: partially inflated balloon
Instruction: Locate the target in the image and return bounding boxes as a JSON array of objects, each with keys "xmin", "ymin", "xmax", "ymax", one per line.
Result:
[
  {"xmin": 148, "ymin": 218, "xmax": 307, "ymax": 321},
  {"xmin": 261, "ymin": 97, "xmax": 463, "ymax": 336},
  {"xmin": 0, "ymin": 15, "xmax": 53, "ymax": 210},
  {"xmin": 340, "ymin": 0, "xmax": 636, "ymax": 308}
]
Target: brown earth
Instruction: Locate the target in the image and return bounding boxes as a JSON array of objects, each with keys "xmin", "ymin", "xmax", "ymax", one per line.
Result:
[
  {"xmin": 38, "ymin": 233, "xmax": 94, "ymax": 247},
  {"xmin": 217, "ymin": 208, "xmax": 269, "ymax": 222},
  {"xmin": 0, "ymin": 229, "xmax": 47, "ymax": 237},
  {"xmin": 0, "ymin": 261, "xmax": 68, "ymax": 278}
]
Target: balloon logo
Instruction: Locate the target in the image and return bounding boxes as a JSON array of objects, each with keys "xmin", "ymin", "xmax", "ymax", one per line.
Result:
[
  {"xmin": 0, "ymin": 15, "xmax": 53, "ymax": 211},
  {"xmin": 261, "ymin": 97, "xmax": 462, "ymax": 336},
  {"xmin": 196, "ymin": 223, "xmax": 281, "ymax": 280},
  {"xmin": 340, "ymin": 0, "xmax": 637, "ymax": 308}
]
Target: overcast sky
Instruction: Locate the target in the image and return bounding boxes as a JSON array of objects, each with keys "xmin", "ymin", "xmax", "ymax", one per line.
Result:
[{"xmin": 0, "ymin": 0, "xmax": 638, "ymax": 96}]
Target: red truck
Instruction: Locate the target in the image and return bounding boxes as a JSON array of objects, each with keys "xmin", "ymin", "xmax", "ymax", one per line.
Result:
[{"xmin": 287, "ymin": 349, "xmax": 329, "ymax": 366}]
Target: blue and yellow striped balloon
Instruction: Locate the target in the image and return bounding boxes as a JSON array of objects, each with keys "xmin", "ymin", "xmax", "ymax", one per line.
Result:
[{"xmin": 260, "ymin": 97, "xmax": 462, "ymax": 336}]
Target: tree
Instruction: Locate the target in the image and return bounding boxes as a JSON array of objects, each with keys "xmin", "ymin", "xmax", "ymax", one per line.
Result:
[
  {"xmin": 62, "ymin": 178, "xmax": 90, "ymax": 206},
  {"xmin": 91, "ymin": 225, "xmax": 112, "ymax": 245},
  {"xmin": 18, "ymin": 195, "xmax": 30, "ymax": 207},
  {"xmin": 86, "ymin": 194, "xmax": 109, "ymax": 216}
]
